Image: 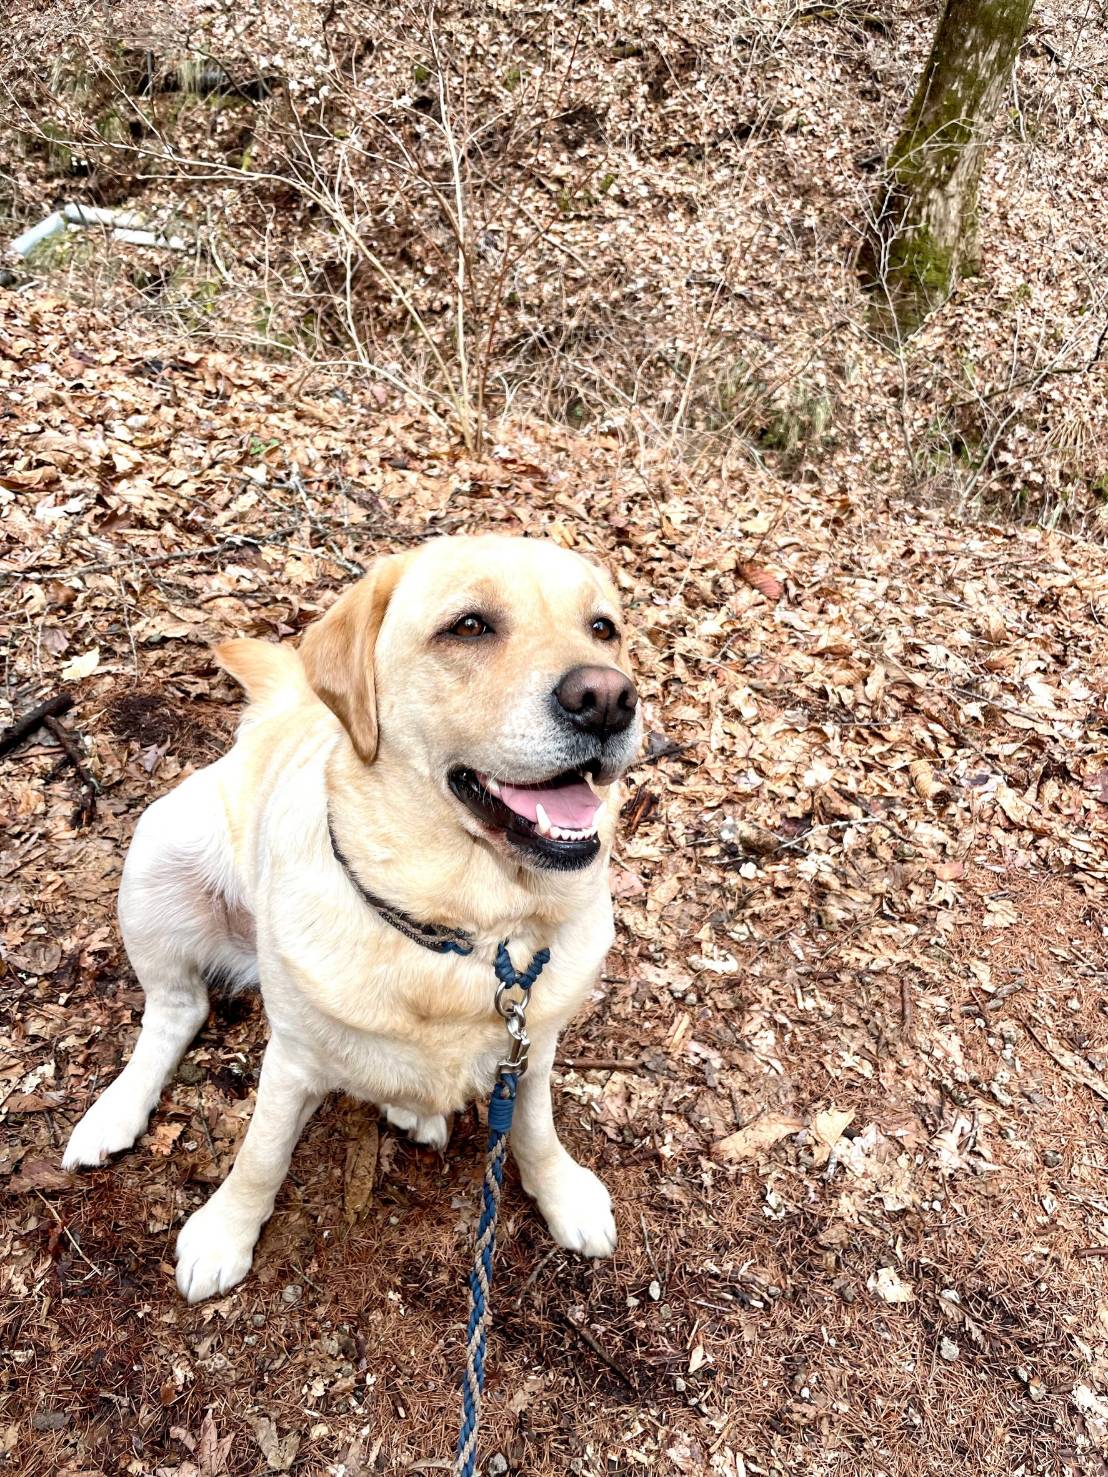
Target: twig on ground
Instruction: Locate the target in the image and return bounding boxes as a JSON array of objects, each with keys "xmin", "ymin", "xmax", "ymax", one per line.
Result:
[
  {"xmin": 34, "ymin": 1192, "xmax": 102, "ymax": 1276},
  {"xmin": 4, "ymin": 523, "xmax": 301, "ymax": 584},
  {"xmin": 900, "ymin": 975, "xmax": 913, "ymax": 1038},
  {"xmin": 555, "ymin": 1311, "xmax": 639, "ymax": 1393},
  {"xmin": 0, "ymin": 692, "xmax": 74, "ymax": 758},
  {"xmin": 555, "ymin": 1056, "xmax": 647, "ymax": 1072},
  {"xmin": 641, "ymin": 1212, "xmax": 663, "ymax": 1288},
  {"xmin": 43, "ymin": 714, "xmax": 98, "ymax": 824},
  {"xmin": 627, "ymin": 741, "xmax": 693, "ymax": 769},
  {"xmin": 1020, "ymin": 1015, "xmax": 1108, "ymax": 1104},
  {"xmin": 520, "ymin": 1244, "xmax": 562, "ymax": 1292}
]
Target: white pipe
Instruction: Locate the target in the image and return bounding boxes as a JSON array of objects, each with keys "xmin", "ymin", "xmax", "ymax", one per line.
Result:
[
  {"xmin": 112, "ymin": 227, "xmax": 189, "ymax": 251},
  {"xmin": 10, "ymin": 202, "xmax": 190, "ymax": 258},
  {"xmin": 11, "ymin": 211, "xmax": 66, "ymax": 257},
  {"xmin": 63, "ymin": 203, "xmax": 145, "ymax": 230}
]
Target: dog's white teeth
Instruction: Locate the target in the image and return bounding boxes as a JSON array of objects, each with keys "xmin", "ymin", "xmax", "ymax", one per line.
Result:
[
  {"xmin": 535, "ymin": 802, "xmax": 554, "ymax": 837},
  {"xmin": 485, "ymin": 778, "xmax": 502, "ymax": 797},
  {"xmin": 546, "ymin": 823, "xmax": 598, "ymax": 842}
]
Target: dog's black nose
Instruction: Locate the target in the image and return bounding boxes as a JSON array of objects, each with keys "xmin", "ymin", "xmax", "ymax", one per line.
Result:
[{"xmin": 555, "ymin": 665, "xmax": 638, "ymax": 739}]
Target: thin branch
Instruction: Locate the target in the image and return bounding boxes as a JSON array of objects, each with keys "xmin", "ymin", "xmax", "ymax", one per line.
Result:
[{"xmin": 0, "ymin": 693, "xmax": 74, "ymax": 758}]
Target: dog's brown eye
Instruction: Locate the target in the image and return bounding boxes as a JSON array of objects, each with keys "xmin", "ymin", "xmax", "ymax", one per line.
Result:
[
  {"xmin": 591, "ymin": 616, "xmax": 618, "ymax": 643},
  {"xmin": 448, "ymin": 614, "xmax": 492, "ymax": 639}
]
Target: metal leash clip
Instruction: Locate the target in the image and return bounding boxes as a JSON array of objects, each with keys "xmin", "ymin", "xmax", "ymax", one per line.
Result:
[{"xmin": 495, "ymin": 998, "xmax": 530, "ymax": 1079}]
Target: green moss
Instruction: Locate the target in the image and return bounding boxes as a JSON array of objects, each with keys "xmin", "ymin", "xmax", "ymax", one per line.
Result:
[
  {"xmin": 887, "ymin": 222, "xmax": 955, "ymax": 297},
  {"xmin": 25, "ymin": 227, "xmax": 87, "ymax": 270},
  {"xmin": 860, "ymin": 0, "xmax": 1034, "ymax": 338},
  {"xmin": 34, "ymin": 120, "xmax": 76, "ymax": 174},
  {"xmin": 189, "ymin": 278, "xmax": 222, "ymax": 312},
  {"xmin": 96, "ymin": 109, "xmax": 129, "ymax": 145}
]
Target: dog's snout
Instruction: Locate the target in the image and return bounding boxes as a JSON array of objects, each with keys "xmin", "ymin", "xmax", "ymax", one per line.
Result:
[{"xmin": 554, "ymin": 665, "xmax": 638, "ymax": 739}]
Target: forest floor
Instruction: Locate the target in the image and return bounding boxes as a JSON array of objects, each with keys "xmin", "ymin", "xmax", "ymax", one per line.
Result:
[
  {"xmin": 3, "ymin": 1, "xmax": 1108, "ymax": 1475},
  {"xmin": 3, "ymin": 284, "xmax": 1108, "ymax": 1477}
]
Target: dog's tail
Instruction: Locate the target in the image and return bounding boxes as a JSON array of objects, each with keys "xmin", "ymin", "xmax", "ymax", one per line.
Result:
[{"xmin": 213, "ymin": 638, "xmax": 312, "ymax": 706}]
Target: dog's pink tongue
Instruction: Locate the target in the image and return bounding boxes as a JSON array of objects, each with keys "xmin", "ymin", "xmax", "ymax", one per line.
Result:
[{"xmin": 498, "ymin": 780, "xmax": 600, "ymax": 830}]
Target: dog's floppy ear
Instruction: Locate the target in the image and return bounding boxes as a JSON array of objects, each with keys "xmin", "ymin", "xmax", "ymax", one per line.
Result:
[{"xmin": 299, "ymin": 554, "xmax": 409, "ymax": 762}]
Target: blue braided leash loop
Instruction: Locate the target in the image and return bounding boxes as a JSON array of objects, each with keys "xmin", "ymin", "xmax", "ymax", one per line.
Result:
[
  {"xmin": 493, "ymin": 940, "xmax": 550, "ymax": 990},
  {"xmin": 453, "ymin": 942, "xmax": 549, "ymax": 1477}
]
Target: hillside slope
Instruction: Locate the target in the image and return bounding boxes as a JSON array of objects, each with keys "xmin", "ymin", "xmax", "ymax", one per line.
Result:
[{"xmin": 2, "ymin": 0, "xmax": 1107, "ymax": 526}]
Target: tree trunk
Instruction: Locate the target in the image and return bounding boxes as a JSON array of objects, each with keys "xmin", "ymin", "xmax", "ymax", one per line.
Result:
[{"xmin": 859, "ymin": 0, "xmax": 1034, "ymax": 338}]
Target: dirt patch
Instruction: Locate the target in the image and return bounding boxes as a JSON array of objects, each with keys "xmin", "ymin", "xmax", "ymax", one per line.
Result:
[{"xmin": 101, "ymin": 684, "xmax": 225, "ymax": 759}]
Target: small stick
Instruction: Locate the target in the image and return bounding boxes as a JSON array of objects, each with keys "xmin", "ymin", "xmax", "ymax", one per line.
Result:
[
  {"xmin": 3, "ymin": 522, "xmax": 301, "ymax": 585},
  {"xmin": 1021, "ymin": 1014, "xmax": 1108, "ymax": 1104},
  {"xmin": 900, "ymin": 976, "xmax": 913, "ymax": 1037},
  {"xmin": 34, "ymin": 1192, "xmax": 102, "ymax": 1276},
  {"xmin": 627, "ymin": 741, "xmax": 693, "ymax": 770},
  {"xmin": 555, "ymin": 1312, "xmax": 639, "ymax": 1393},
  {"xmin": 0, "ymin": 692, "xmax": 73, "ymax": 758},
  {"xmin": 555, "ymin": 1056, "xmax": 646, "ymax": 1073},
  {"xmin": 641, "ymin": 1212, "xmax": 663, "ymax": 1288},
  {"xmin": 520, "ymin": 1245, "xmax": 561, "ymax": 1292},
  {"xmin": 42, "ymin": 714, "xmax": 98, "ymax": 823},
  {"xmin": 1075, "ymin": 1247, "xmax": 1108, "ymax": 1258}
]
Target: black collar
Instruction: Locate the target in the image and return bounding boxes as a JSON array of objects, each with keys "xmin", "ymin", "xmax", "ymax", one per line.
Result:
[{"xmin": 328, "ymin": 815, "xmax": 475, "ymax": 957}]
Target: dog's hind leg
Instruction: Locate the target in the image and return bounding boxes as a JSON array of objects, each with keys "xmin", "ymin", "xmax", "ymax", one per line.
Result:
[
  {"xmin": 382, "ymin": 1104, "xmax": 450, "ymax": 1149},
  {"xmin": 63, "ymin": 782, "xmax": 244, "ymax": 1170}
]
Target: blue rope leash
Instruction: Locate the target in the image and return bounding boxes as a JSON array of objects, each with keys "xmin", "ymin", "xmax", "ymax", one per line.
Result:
[{"xmin": 453, "ymin": 942, "xmax": 549, "ymax": 1477}]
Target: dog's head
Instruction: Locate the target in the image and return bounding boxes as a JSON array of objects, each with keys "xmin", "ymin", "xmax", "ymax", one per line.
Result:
[{"xmin": 299, "ymin": 535, "xmax": 641, "ymax": 872}]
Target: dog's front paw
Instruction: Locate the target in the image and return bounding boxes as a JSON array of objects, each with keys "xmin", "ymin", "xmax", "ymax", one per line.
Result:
[
  {"xmin": 531, "ymin": 1160, "xmax": 617, "ymax": 1258},
  {"xmin": 175, "ymin": 1199, "xmax": 258, "ymax": 1303},
  {"xmin": 62, "ymin": 1089, "xmax": 151, "ymax": 1170}
]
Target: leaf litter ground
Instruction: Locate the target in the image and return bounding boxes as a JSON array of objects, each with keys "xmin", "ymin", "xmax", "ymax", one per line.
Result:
[{"xmin": 3, "ymin": 287, "xmax": 1108, "ymax": 1477}]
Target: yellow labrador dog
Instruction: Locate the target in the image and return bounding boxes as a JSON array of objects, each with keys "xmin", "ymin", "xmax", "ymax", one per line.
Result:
[{"xmin": 63, "ymin": 535, "xmax": 641, "ymax": 1302}]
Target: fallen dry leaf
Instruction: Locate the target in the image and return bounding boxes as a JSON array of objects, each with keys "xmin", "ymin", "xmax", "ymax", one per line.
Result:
[
  {"xmin": 197, "ymin": 1409, "xmax": 233, "ymax": 1477},
  {"xmin": 738, "ymin": 563, "xmax": 784, "ymax": 602},
  {"xmin": 343, "ymin": 1119, "xmax": 379, "ymax": 1223},
  {"xmin": 146, "ymin": 1121, "xmax": 185, "ymax": 1156},
  {"xmin": 609, "ymin": 862, "xmax": 646, "ymax": 898},
  {"xmin": 714, "ymin": 1113, "xmax": 803, "ymax": 1164},
  {"xmin": 249, "ymin": 1415, "xmax": 300, "ymax": 1473},
  {"xmin": 61, "ymin": 647, "xmax": 100, "ymax": 682},
  {"xmin": 811, "ymin": 1106, "xmax": 854, "ymax": 1163},
  {"xmin": 3, "ymin": 1091, "xmax": 65, "ymax": 1114},
  {"xmin": 868, "ymin": 1266, "xmax": 915, "ymax": 1304},
  {"xmin": 7, "ymin": 1158, "xmax": 74, "ymax": 1193},
  {"xmin": 909, "ymin": 759, "xmax": 944, "ymax": 801}
]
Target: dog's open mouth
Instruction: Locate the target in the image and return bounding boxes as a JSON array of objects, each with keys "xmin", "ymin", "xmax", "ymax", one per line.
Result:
[{"xmin": 448, "ymin": 764, "xmax": 605, "ymax": 869}]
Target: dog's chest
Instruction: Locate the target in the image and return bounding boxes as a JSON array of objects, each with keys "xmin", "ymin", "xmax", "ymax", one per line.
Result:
[
  {"xmin": 262, "ymin": 918, "xmax": 602, "ymax": 1114},
  {"xmin": 316, "ymin": 1005, "xmax": 512, "ymax": 1114}
]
